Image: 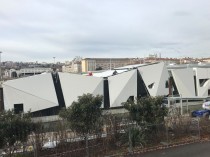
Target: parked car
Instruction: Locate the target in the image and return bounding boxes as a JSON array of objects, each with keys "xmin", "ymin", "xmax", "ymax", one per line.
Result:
[
  {"xmin": 191, "ymin": 101, "xmax": 210, "ymax": 118},
  {"xmin": 42, "ymin": 140, "xmax": 60, "ymax": 149},
  {"xmin": 191, "ymin": 109, "xmax": 210, "ymax": 118}
]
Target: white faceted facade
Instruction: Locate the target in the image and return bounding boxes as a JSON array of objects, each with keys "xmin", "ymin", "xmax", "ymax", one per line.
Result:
[
  {"xmin": 59, "ymin": 72, "xmax": 104, "ymax": 108},
  {"xmin": 5, "ymin": 62, "xmax": 210, "ymax": 115},
  {"xmin": 138, "ymin": 62, "xmax": 169, "ymax": 96},
  {"xmin": 171, "ymin": 68, "xmax": 196, "ymax": 97},
  {"xmin": 109, "ymin": 70, "xmax": 137, "ymax": 107},
  {"xmin": 194, "ymin": 68, "xmax": 210, "ymax": 97},
  {"xmin": 3, "ymin": 73, "xmax": 58, "ymax": 112}
]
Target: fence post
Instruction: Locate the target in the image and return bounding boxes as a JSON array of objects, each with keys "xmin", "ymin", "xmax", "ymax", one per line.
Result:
[
  {"xmin": 166, "ymin": 124, "xmax": 169, "ymax": 147},
  {"xmin": 33, "ymin": 142, "xmax": 37, "ymax": 157},
  {"xmin": 85, "ymin": 134, "xmax": 89, "ymax": 157},
  {"xmin": 128, "ymin": 125, "xmax": 133, "ymax": 154},
  {"xmin": 186, "ymin": 99, "xmax": 189, "ymax": 114},
  {"xmin": 180, "ymin": 94, "xmax": 183, "ymax": 115},
  {"xmin": 198, "ymin": 118, "xmax": 201, "ymax": 140}
]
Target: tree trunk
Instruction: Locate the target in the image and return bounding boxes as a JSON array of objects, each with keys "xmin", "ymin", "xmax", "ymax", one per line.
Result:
[{"xmin": 85, "ymin": 134, "xmax": 89, "ymax": 157}]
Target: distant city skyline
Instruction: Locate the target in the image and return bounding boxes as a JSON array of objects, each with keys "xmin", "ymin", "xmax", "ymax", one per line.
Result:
[{"xmin": 0, "ymin": 0, "xmax": 210, "ymax": 62}]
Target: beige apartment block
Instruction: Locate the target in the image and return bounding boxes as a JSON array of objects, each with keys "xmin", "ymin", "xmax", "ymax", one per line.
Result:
[
  {"xmin": 62, "ymin": 63, "xmax": 82, "ymax": 73},
  {"xmin": 202, "ymin": 58, "xmax": 210, "ymax": 63},
  {"xmin": 62, "ymin": 65, "xmax": 72, "ymax": 73},
  {"xmin": 81, "ymin": 58, "xmax": 135, "ymax": 72}
]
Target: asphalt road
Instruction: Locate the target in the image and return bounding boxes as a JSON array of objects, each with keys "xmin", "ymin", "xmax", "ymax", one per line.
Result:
[{"xmin": 134, "ymin": 141, "xmax": 210, "ymax": 157}]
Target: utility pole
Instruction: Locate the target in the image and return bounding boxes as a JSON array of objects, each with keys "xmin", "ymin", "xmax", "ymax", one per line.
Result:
[
  {"xmin": 109, "ymin": 58, "xmax": 111, "ymax": 70},
  {"xmin": 53, "ymin": 57, "xmax": 56, "ymax": 72},
  {"xmin": 0, "ymin": 51, "xmax": 2, "ymax": 81},
  {"xmin": 0, "ymin": 51, "xmax": 4, "ymax": 111}
]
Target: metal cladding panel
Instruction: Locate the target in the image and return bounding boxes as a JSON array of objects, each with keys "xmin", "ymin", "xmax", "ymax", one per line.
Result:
[
  {"xmin": 195, "ymin": 68, "xmax": 210, "ymax": 96},
  {"xmin": 109, "ymin": 70, "xmax": 137, "ymax": 107},
  {"xmin": 196, "ymin": 68, "xmax": 210, "ymax": 78},
  {"xmin": 3, "ymin": 73, "xmax": 58, "ymax": 104},
  {"xmin": 171, "ymin": 68, "xmax": 195, "ymax": 97},
  {"xmin": 3, "ymin": 85, "xmax": 58, "ymax": 112},
  {"xmin": 58, "ymin": 73, "xmax": 104, "ymax": 108},
  {"xmin": 138, "ymin": 62, "xmax": 169, "ymax": 96}
]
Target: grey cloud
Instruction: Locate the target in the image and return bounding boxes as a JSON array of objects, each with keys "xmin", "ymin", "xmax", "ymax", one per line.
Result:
[
  {"xmin": 157, "ymin": 42, "xmax": 182, "ymax": 47},
  {"xmin": 0, "ymin": 0, "xmax": 210, "ymax": 62},
  {"xmin": 173, "ymin": 11, "xmax": 192, "ymax": 17}
]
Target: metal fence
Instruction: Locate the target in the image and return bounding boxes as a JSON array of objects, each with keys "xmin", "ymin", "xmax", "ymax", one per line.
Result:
[{"xmin": 1, "ymin": 116, "xmax": 210, "ymax": 157}]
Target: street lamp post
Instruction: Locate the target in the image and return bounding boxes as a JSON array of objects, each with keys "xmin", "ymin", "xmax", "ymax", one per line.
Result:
[
  {"xmin": 53, "ymin": 57, "xmax": 56, "ymax": 64},
  {"xmin": 53, "ymin": 57, "xmax": 56, "ymax": 72}
]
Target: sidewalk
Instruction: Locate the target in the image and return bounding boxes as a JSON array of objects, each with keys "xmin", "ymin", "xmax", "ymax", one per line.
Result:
[{"xmin": 133, "ymin": 141, "xmax": 210, "ymax": 157}]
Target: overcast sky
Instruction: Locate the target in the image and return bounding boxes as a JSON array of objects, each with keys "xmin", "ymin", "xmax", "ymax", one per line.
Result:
[{"xmin": 0, "ymin": 0, "xmax": 210, "ymax": 62}]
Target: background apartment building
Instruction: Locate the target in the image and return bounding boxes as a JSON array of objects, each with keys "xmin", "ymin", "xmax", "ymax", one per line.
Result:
[
  {"xmin": 62, "ymin": 57, "xmax": 82, "ymax": 73},
  {"xmin": 62, "ymin": 63, "xmax": 81, "ymax": 73},
  {"xmin": 81, "ymin": 58, "xmax": 136, "ymax": 72},
  {"xmin": 202, "ymin": 58, "xmax": 210, "ymax": 63}
]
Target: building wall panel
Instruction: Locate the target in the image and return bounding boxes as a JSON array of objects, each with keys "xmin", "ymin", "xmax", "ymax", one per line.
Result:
[
  {"xmin": 3, "ymin": 73, "xmax": 59, "ymax": 112},
  {"xmin": 59, "ymin": 73, "xmax": 104, "ymax": 108},
  {"xmin": 138, "ymin": 62, "xmax": 169, "ymax": 96},
  {"xmin": 171, "ymin": 68, "xmax": 195, "ymax": 97},
  {"xmin": 109, "ymin": 70, "xmax": 137, "ymax": 107},
  {"xmin": 195, "ymin": 68, "xmax": 210, "ymax": 96}
]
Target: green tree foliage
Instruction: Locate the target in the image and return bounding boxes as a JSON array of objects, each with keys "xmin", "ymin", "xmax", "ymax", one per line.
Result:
[
  {"xmin": 59, "ymin": 93, "xmax": 103, "ymax": 135},
  {"xmin": 0, "ymin": 110, "xmax": 35, "ymax": 151},
  {"xmin": 123, "ymin": 96, "xmax": 168, "ymax": 147},
  {"xmin": 120, "ymin": 127, "xmax": 145, "ymax": 148},
  {"xmin": 59, "ymin": 94, "xmax": 103, "ymax": 157},
  {"xmin": 124, "ymin": 96, "xmax": 168, "ymax": 125}
]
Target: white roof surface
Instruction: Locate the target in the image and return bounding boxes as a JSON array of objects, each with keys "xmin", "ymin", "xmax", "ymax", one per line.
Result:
[
  {"xmin": 114, "ymin": 64, "xmax": 146, "ymax": 70},
  {"xmin": 92, "ymin": 69, "xmax": 128, "ymax": 77}
]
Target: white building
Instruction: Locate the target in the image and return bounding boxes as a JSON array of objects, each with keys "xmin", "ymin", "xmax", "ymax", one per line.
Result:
[
  {"xmin": 4, "ymin": 62, "xmax": 210, "ymax": 117},
  {"xmin": 4, "ymin": 68, "xmax": 52, "ymax": 79},
  {"xmin": 168, "ymin": 64, "xmax": 210, "ymax": 97}
]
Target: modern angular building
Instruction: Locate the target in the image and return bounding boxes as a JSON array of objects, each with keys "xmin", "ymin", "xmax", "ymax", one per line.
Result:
[
  {"xmin": 3, "ymin": 62, "xmax": 210, "ymax": 117},
  {"xmin": 168, "ymin": 64, "xmax": 210, "ymax": 98}
]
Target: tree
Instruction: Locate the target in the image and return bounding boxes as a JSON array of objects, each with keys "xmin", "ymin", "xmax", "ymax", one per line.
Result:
[
  {"xmin": 59, "ymin": 93, "xmax": 103, "ymax": 135},
  {"xmin": 124, "ymin": 96, "xmax": 167, "ymax": 125},
  {"xmin": 59, "ymin": 93, "xmax": 103, "ymax": 156},
  {"xmin": 0, "ymin": 110, "xmax": 35, "ymax": 156},
  {"xmin": 123, "ymin": 96, "xmax": 168, "ymax": 148}
]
